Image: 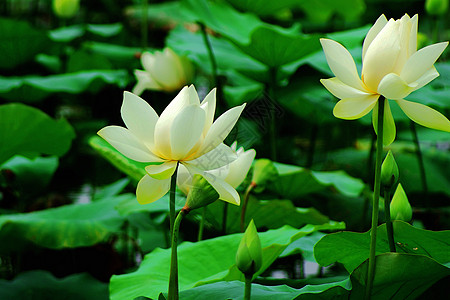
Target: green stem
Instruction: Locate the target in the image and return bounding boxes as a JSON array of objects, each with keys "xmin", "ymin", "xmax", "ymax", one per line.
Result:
[
  {"xmin": 268, "ymin": 67, "xmax": 278, "ymax": 161},
  {"xmin": 198, "ymin": 22, "xmax": 218, "ymax": 88},
  {"xmin": 240, "ymin": 183, "xmax": 255, "ymax": 232},
  {"xmin": 244, "ymin": 274, "xmax": 252, "ymax": 300},
  {"xmin": 197, "ymin": 206, "xmax": 206, "ymax": 241},
  {"xmin": 365, "ymin": 97, "xmax": 385, "ymax": 299},
  {"xmin": 168, "ymin": 209, "xmax": 186, "ymax": 300},
  {"xmin": 409, "ymin": 121, "xmax": 429, "ymax": 209},
  {"xmin": 169, "ymin": 163, "xmax": 179, "ymax": 243},
  {"xmin": 222, "ymin": 202, "xmax": 228, "ymax": 234},
  {"xmin": 141, "ymin": 0, "xmax": 148, "ymax": 50},
  {"xmin": 363, "ymin": 133, "xmax": 377, "ymax": 229},
  {"xmin": 384, "ymin": 188, "xmax": 396, "ymax": 252}
]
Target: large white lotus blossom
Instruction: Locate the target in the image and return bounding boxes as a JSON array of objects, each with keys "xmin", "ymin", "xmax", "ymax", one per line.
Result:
[
  {"xmin": 177, "ymin": 142, "xmax": 256, "ymax": 204},
  {"xmin": 133, "ymin": 48, "xmax": 194, "ymax": 95},
  {"xmin": 98, "ymin": 85, "xmax": 246, "ymax": 204},
  {"xmin": 320, "ymin": 14, "xmax": 450, "ymax": 145}
]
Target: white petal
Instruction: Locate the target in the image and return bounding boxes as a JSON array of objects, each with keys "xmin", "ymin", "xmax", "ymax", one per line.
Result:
[
  {"xmin": 132, "ymin": 70, "xmax": 162, "ymax": 95},
  {"xmin": 200, "ymin": 88, "xmax": 217, "ymax": 136},
  {"xmin": 202, "ymin": 173, "xmax": 240, "ymax": 205},
  {"xmin": 196, "ymin": 104, "xmax": 246, "ymax": 157},
  {"xmin": 392, "ymin": 14, "xmax": 413, "ymax": 73},
  {"xmin": 413, "ymin": 67, "xmax": 439, "ymax": 90},
  {"xmin": 378, "ymin": 73, "xmax": 417, "ymax": 100},
  {"xmin": 223, "ymin": 148, "xmax": 256, "ymax": 188},
  {"xmin": 187, "ymin": 84, "xmax": 200, "ymax": 105},
  {"xmin": 136, "ymin": 175, "xmax": 170, "ymax": 204},
  {"xmin": 141, "ymin": 52, "xmax": 155, "ymax": 73},
  {"xmin": 145, "ymin": 161, "xmax": 177, "ymax": 180},
  {"xmin": 153, "ymin": 86, "xmax": 190, "ymax": 158},
  {"xmin": 121, "ymin": 91, "xmax": 159, "ymax": 150},
  {"xmin": 176, "ymin": 164, "xmax": 192, "ymax": 195},
  {"xmin": 320, "ymin": 39, "xmax": 366, "ymax": 91},
  {"xmin": 148, "ymin": 49, "xmax": 183, "ymax": 90},
  {"xmin": 187, "ymin": 143, "xmax": 237, "ymax": 171},
  {"xmin": 320, "ymin": 77, "xmax": 371, "ymax": 99},
  {"xmin": 362, "ymin": 19, "xmax": 402, "ymax": 91},
  {"xmin": 400, "ymin": 42, "xmax": 448, "ymax": 83},
  {"xmin": 333, "ymin": 95, "xmax": 379, "ymax": 120},
  {"xmin": 97, "ymin": 126, "xmax": 162, "ymax": 162},
  {"xmin": 170, "ymin": 105, "xmax": 206, "ymax": 160},
  {"xmin": 408, "ymin": 15, "xmax": 418, "ymax": 58},
  {"xmin": 362, "ymin": 14, "xmax": 388, "ymax": 61},
  {"xmin": 396, "ymin": 99, "xmax": 450, "ymax": 132}
]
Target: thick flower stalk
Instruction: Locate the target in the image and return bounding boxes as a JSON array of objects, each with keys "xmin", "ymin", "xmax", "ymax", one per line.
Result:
[
  {"xmin": 320, "ymin": 14, "xmax": 450, "ymax": 145},
  {"xmin": 98, "ymin": 85, "xmax": 245, "ymax": 205},
  {"xmin": 133, "ymin": 48, "xmax": 194, "ymax": 95}
]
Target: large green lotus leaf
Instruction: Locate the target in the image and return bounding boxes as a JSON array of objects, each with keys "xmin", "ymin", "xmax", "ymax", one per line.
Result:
[
  {"xmin": 179, "ymin": 277, "xmax": 351, "ymax": 300},
  {"xmin": 89, "ymin": 136, "xmax": 148, "ymax": 182},
  {"xmin": 114, "ymin": 192, "xmax": 185, "ymax": 216},
  {"xmin": 0, "ymin": 155, "xmax": 58, "ymax": 196},
  {"xmin": 82, "ymin": 42, "xmax": 142, "ymax": 68},
  {"xmin": 166, "ymin": 25, "xmax": 266, "ymax": 79},
  {"xmin": 0, "ymin": 70, "xmax": 129, "ymax": 102},
  {"xmin": 0, "ymin": 18, "xmax": 51, "ymax": 69},
  {"xmin": 110, "ymin": 223, "xmax": 345, "ymax": 300},
  {"xmin": 276, "ymin": 76, "xmax": 337, "ymax": 125},
  {"xmin": 0, "ymin": 104, "xmax": 75, "ymax": 165},
  {"xmin": 66, "ymin": 49, "xmax": 113, "ymax": 72},
  {"xmin": 280, "ymin": 231, "xmax": 325, "ymax": 262},
  {"xmin": 314, "ymin": 221, "xmax": 450, "ymax": 273},
  {"xmin": 200, "ymin": 197, "xmax": 331, "ymax": 234},
  {"xmin": 0, "ymin": 194, "xmax": 132, "ymax": 253},
  {"xmin": 298, "ymin": 0, "xmax": 365, "ymax": 23},
  {"xmin": 225, "ymin": 0, "xmax": 301, "ymax": 16},
  {"xmin": 350, "ymin": 253, "xmax": 450, "ymax": 299},
  {"xmin": 236, "ymin": 25, "xmax": 321, "ymax": 67},
  {"xmin": 0, "ymin": 270, "xmax": 108, "ymax": 300},
  {"xmin": 270, "ymin": 162, "xmax": 365, "ymax": 199},
  {"xmin": 181, "ymin": 0, "xmax": 320, "ymax": 67}
]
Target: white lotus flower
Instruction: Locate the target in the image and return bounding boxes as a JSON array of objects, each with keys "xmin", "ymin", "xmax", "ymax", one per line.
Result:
[
  {"xmin": 133, "ymin": 48, "xmax": 194, "ymax": 95},
  {"xmin": 98, "ymin": 85, "xmax": 246, "ymax": 204},
  {"xmin": 320, "ymin": 14, "xmax": 450, "ymax": 145}
]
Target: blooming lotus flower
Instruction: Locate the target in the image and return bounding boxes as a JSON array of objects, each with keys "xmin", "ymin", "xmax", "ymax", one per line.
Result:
[
  {"xmin": 320, "ymin": 14, "xmax": 450, "ymax": 145},
  {"xmin": 98, "ymin": 85, "xmax": 246, "ymax": 204},
  {"xmin": 133, "ymin": 48, "xmax": 194, "ymax": 95},
  {"xmin": 178, "ymin": 142, "xmax": 256, "ymax": 205}
]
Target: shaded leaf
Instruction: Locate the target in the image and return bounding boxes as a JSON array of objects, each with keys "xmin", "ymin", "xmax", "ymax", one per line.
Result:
[
  {"xmin": 0, "ymin": 103, "xmax": 75, "ymax": 165},
  {"xmin": 0, "ymin": 271, "xmax": 108, "ymax": 300}
]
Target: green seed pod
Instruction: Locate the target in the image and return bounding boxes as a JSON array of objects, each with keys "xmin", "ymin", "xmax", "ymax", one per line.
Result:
[
  {"xmin": 381, "ymin": 150, "xmax": 399, "ymax": 189},
  {"xmin": 390, "ymin": 183, "xmax": 412, "ymax": 222},
  {"xmin": 184, "ymin": 174, "xmax": 219, "ymax": 212},
  {"xmin": 425, "ymin": 0, "xmax": 449, "ymax": 16},
  {"xmin": 251, "ymin": 159, "xmax": 278, "ymax": 192},
  {"xmin": 236, "ymin": 220, "xmax": 262, "ymax": 276},
  {"xmin": 53, "ymin": 0, "xmax": 80, "ymax": 19}
]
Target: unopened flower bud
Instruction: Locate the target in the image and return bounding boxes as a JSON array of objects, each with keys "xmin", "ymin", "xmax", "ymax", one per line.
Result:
[
  {"xmin": 251, "ymin": 159, "xmax": 278, "ymax": 192},
  {"xmin": 236, "ymin": 220, "xmax": 262, "ymax": 276},
  {"xmin": 390, "ymin": 183, "xmax": 412, "ymax": 222},
  {"xmin": 425, "ymin": 0, "xmax": 448, "ymax": 16},
  {"xmin": 183, "ymin": 174, "xmax": 219, "ymax": 212},
  {"xmin": 53, "ymin": 0, "xmax": 80, "ymax": 18},
  {"xmin": 381, "ymin": 150, "xmax": 399, "ymax": 189}
]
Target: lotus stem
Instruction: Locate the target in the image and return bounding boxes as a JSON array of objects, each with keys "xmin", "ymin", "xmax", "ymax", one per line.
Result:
[
  {"xmin": 244, "ymin": 274, "xmax": 252, "ymax": 300},
  {"xmin": 409, "ymin": 121, "xmax": 429, "ymax": 209},
  {"xmin": 366, "ymin": 97, "xmax": 385, "ymax": 299},
  {"xmin": 169, "ymin": 162, "xmax": 179, "ymax": 243},
  {"xmin": 197, "ymin": 206, "xmax": 206, "ymax": 241},
  {"xmin": 168, "ymin": 209, "xmax": 186, "ymax": 300}
]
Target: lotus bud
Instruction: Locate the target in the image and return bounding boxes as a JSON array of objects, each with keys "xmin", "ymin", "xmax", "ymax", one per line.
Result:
[
  {"xmin": 381, "ymin": 150, "xmax": 399, "ymax": 189},
  {"xmin": 183, "ymin": 174, "xmax": 219, "ymax": 212},
  {"xmin": 425, "ymin": 0, "xmax": 448, "ymax": 16},
  {"xmin": 251, "ymin": 159, "xmax": 278, "ymax": 192},
  {"xmin": 390, "ymin": 183, "xmax": 412, "ymax": 222},
  {"xmin": 236, "ymin": 220, "xmax": 262, "ymax": 276},
  {"xmin": 53, "ymin": 0, "xmax": 80, "ymax": 18}
]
